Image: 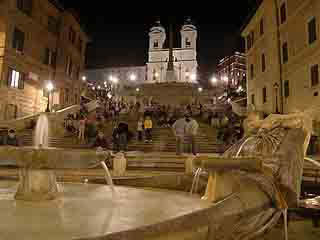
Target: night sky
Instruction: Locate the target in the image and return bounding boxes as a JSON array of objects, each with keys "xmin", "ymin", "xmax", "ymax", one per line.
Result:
[{"xmin": 58, "ymin": 1, "xmax": 260, "ymax": 81}]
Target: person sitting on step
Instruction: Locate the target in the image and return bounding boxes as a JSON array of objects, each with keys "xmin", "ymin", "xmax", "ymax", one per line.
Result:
[{"xmin": 3, "ymin": 129, "xmax": 21, "ymax": 147}]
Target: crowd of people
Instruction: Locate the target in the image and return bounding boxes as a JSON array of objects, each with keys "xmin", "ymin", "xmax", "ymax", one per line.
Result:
[{"xmin": 0, "ymin": 93, "xmax": 240, "ymax": 159}]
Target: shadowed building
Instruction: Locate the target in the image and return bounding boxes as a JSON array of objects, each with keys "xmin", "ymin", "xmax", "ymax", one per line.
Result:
[{"xmin": 0, "ymin": 0, "xmax": 88, "ymax": 120}]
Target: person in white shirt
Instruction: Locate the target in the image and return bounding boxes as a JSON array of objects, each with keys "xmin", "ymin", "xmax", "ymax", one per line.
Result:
[
  {"xmin": 137, "ymin": 117, "xmax": 144, "ymax": 141},
  {"xmin": 185, "ymin": 115, "xmax": 199, "ymax": 156},
  {"xmin": 172, "ymin": 117, "xmax": 186, "ymax": 155}
]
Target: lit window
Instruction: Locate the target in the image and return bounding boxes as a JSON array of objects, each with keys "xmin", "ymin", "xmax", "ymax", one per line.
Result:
[{"xmin": 7, "ymin": 68, "xmax": 25, "ymax": 89}]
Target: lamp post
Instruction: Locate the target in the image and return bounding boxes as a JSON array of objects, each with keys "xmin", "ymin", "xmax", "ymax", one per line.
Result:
[
  {"xmin": 274, "ymin": 82, "xmax": 280, "ymax": 114},
  {"xmin": 45, "ymin": 82, "xmax": 54, "ymax": 113},
  {"xmin": 211, "ymin": 76, "xmax": 218, "ymax": 104}
]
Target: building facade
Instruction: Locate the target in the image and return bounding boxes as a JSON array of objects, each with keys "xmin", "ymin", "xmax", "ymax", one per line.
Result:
[
  {"xmin": 242, "ymin": 0, "xmax": 320, "ymax": 115},
  {"xmin": 0, "ymin": 0, "xmax": 88, "ymax": 120},
  {"xmin": 217, "ymin": 52, "xmax": 246, "ymax": 89},
  {"xmin": 146, "ymin": 19, "xmax": 198, "ymax": 84}
]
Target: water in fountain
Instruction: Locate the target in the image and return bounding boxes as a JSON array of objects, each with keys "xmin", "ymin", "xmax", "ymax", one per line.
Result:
[
  {"xmin": 190, "ymin": 168, "xmax": 202, "ymax": 195},
  {"xmin": 34, "ymin": 114, "xmax": 49, "ymax": 148}
]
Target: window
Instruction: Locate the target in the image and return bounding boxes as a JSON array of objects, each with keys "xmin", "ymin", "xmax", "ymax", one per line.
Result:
[
  {"xmin": 250, "ymin": 31, "xmax": 254, "ymax": 45},
  {"xmin": 12, "ymin": 27, "xmax": 25, "ymax": 52},
  {"xmin": 262, "ymin": 87, "xmax": 267, "ymax": 103},
  {"xmin": 153, "ymin": 41, "xmax": 158, "ymax": 48},
  {"xmin": 7, "ymin": 68, "xmax": 25, "ymax": 89},
  {"xmin": 250, "ymin": 64, "xmax": 254, "ymax": 79},
  {"xmin": 17, "ymin": 0, "xmax": 32, "ymax": 16},
  {"xmin": 76, "ymin": 66, "xmax": 80, "ymax": 80},
  {"xmin": 260, "ymin": 18, "xmax": 264, "ymax": 35},
  {"xmin": 78, "ymin": 38, "xmax": 83, "ymax": 53},
  {"xmin": 247, "ymin": 31, "xmax": 254, "ymax": 50},
  {"xmin": 308, "ymin": 17, "xmax": 317, "ymax": 44},
  {"xmin": 282, "ymin": 42, "xmax": 288, "ymax": 63},
  {"xmin": 251, "ymin": 94, "xmax": 255, "ymax": 105},
  {"xmin": 69, "ymin": 27, "xmax": 76, "ymax": 44},
  {"xmin": 246, "ymin": 35, "xmax": 252, "ymax": 50},
  {"xmin": 48, "ymin": 16, "xmax": 59, "ymax": 35},
  {"xmin": 284, "ymin": 80, "xmax": 289, "ymax": 98},
  {"xmin": 261, "ymin": 54, "xmax": 266, "ymax": 72},
  {"xmin": 280, "ymin": 2, "xmax": 286, "ymax": 24},
  {"xmin": 311, "ymin": 64, "xmax": 319, "ymax": 86},
  {"xmin": 65, "ymin": 88, "xmax": 69, "ymax": 103},
  {"xmin": 43, "ymin": 48, "xmax": 56, "ymax": 68},
  {"xmin": 66, "ymin": 56, "xmax": 73, "ymax": 76},
  {"xmin": 186, "ymin": 38, "xmax": 191, "ymax": 47}
]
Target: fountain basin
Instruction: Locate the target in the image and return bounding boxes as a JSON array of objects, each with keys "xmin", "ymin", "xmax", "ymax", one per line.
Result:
[
  {"xmin": 0, "ymin": 173, "xmax": 272, "ymax": 240},
  {"xmin": 0, "ymin": 147, "xmax": 108, "ymax": 201},
  {"xmin": 0, "ymin": 180, "xmax": 212, "ymax": 240}
]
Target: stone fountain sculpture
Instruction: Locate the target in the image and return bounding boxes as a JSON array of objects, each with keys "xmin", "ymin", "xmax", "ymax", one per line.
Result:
[
  {"xmin": 0, "ymin": 114, "xmax": 110, "ymax": 201},
  {"xmin": 193, "ymin": 111, "xmax": 313, "ymax": 239}
]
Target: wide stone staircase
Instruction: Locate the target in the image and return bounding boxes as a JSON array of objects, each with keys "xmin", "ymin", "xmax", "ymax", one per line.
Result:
[
  {"xmin": 20, "ymin": 129, "xmax": 88, "ymax": 149},
  {"xmin": 127, "ymin": 124, "xmax": 225, "ymax": 153}
]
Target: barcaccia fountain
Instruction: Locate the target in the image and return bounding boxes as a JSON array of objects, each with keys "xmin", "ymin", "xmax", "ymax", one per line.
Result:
[{"xmin": 0, "ymin": 111, "xmax": 315, "ymax": 240}]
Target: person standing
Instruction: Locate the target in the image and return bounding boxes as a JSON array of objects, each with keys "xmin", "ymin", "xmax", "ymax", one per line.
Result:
[
  {"xmin": 144, "ymin": 116, "xmax": 153, "ymax": 143},
  {"xmin": 185, "ymin": 115, "xmax": 199, "ymax": 156},
  {"xmin": 78, "ymin": 117, "xmax": 86, "ymax": 142},
  {"xmin": 118, "ymin": 122, "xmax": 129, "ymax": 152},
  {"xmin": 90, "ymin": 131, "xmax": 109, "ymax": 149},
  {"xmin": 137, "ymin": 117, "xmax": 144, "ymax": 141},
  {"xmin": 112, "ymin": 124, "xmax": 120, "ymax": 152},
  {"xmin": 86, "ymin": 119, "xmax": 97, "ymax": 146},
  {"xmin": 172, "ymin": 117, "xmax": 186, "ymax": 155}
]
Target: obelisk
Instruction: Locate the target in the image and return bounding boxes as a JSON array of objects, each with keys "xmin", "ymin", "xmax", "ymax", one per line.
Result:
[{"xmin": 165, "ymin": 24, "xmax": 177, "ymax": 83}]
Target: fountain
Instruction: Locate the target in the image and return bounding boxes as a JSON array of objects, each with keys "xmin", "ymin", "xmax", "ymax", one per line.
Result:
[{"xmin": 0, "ymin": 111, "xmax": 314, "ymax": 239}]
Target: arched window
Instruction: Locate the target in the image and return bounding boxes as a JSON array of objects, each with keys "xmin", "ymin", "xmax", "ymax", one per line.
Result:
[{"xmin": 153, "ymin": 41, "xmax": 159, "ymax": 48}]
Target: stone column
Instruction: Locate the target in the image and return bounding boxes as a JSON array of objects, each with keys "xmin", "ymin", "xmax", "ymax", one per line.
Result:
[
  {"xmin": 15, "ymin": 168, "xmax": 60, "ymax": 201},
  {"xmin": 113, "ymin": 152, "xmax": 127, "ymax": 177}
]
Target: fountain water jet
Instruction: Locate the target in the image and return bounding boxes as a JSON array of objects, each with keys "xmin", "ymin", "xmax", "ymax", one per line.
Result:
[{"xmin": 34, "ymin": 114, "xmax": 49, "ymax": 148}]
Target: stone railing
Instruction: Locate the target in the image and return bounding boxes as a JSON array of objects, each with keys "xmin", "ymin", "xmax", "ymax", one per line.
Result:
[{"xmin": 0, "ymin": 100, "xmax": 98, "ymax": 134}]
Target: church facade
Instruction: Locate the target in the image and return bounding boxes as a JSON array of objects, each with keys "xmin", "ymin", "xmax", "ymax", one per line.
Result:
[{"xmin": 146, "ymin": 20, "xmax": 198, "ymax": 84}]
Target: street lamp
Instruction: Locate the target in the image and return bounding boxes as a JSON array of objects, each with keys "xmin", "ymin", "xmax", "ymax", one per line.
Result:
[
  {"xmin": 130, "ymin": 73, "xmax": 137, "ymax": 81},
  {"xmin": 45, "ymin": 81, "xmax": 54, "ymax": 112},
  {"xmin": 198, "ymin": 87, "xmax": 203, "ymax": 93},
  {"xmin": 211, "ymin": 76, "xmax": 217, "ymax": 85},
  {"xmin": 82, "ymin": 76, "xmax": 87, "ymax": 82},
  {"xmin": 136, "ymin": 88, "xmax": 140, "ymax": 92},
  {"xmin": 274, "ymin": 82, "xmax": 280, "ymax": 114}
]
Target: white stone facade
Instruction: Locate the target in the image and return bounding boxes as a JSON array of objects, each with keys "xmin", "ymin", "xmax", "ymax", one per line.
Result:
[{"xmin": 146, "ymin": 21, "xmax": 198, "ymax": 84}]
